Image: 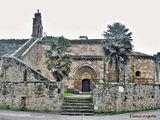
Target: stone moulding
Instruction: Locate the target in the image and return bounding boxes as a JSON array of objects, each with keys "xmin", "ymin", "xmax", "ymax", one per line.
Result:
[{"xmin": 71, "ymin": 55, "xmax": 104, "ymax": 60}]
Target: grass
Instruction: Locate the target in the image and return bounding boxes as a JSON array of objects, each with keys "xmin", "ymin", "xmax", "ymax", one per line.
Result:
[
  {"xmin": 90, "ymin": 94, "xmax": 93, "ymax": 98},
  {"xmin": 43, "ymin": 108, "xmax": 52, "ymax": 113},
  {"xmin": 63, "ymin": 92, "xmax": 74, "ymax": 97}
]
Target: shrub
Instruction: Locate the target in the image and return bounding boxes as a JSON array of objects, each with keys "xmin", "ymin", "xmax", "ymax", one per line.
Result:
[{"xmin": 4, "ymin": 105, "xmax": 10, "ymax": 110}]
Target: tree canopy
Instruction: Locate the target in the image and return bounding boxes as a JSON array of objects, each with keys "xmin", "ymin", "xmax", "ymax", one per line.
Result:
[
  {"xmin": 102, "ymin": 22, "xmax": 133, "ymax": 83},
  {"xmin": 45, "ymin": 36, "xmax": 72, "ymax": 82}
]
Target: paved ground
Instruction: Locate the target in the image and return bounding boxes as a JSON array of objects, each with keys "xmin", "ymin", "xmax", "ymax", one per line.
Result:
[{"xmin": 0, "ymin": 109, "xmax": 159, "ymax": 120}]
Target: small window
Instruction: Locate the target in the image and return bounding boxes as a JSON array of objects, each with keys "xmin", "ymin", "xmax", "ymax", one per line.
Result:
[
  {"xmin": 23, "ymin": 69, "xmax": 27, "ymax": 81},
  {"xmin": 135, "ymin": 71, "xmax": 141, "ymax": 77}
]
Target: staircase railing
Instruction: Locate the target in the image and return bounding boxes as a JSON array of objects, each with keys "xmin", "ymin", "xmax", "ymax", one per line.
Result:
[{"xmin": 11, "ymin": 37, "xmax": 38, "ymax": 59}]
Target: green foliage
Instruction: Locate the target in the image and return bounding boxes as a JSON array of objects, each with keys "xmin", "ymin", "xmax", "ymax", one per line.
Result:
[
  {"xmin": 102, "ymin": 22, "xmax": 133, "ymax": 83},
  {"xmin": 63, "ymin": 92, "xmax": 74, "ymax": 97},
  {"xmin": 43, "ymin": 108, "xmax": 52, "ymax": 113},
  {"xmin": 22, "ymin": 96, "xmax": 26, "ymax": 99},
  {"xmin": 90, "ymin": 94, "xmax": 93, "ymax": 99},
  {"xmin": 45, "ymin": 36, "xmax": 72, "ymax": 82},
  {"xmin": 103, "ymin": 83, "xmax": 110, "ymax": 88},
  {"xmin": 4, "ymin": 105, "xmax": 10, "ymax": 110},
  {"xmin": 59, "ymin": 95, "xmax": 64, "ymax": 101},
  {"xmin": 106, "ymin": 110, "xmax": 127, "ymax": 115},
  {"xmin": 0, "ymin": 39, "xmax": 27, "ymax": 58}
]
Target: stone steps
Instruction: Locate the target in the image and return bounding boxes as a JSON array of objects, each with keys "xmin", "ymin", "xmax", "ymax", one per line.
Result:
[
  {"xmin": 62, "ymin": 103, "xmax": 93, "ymax": 106},
  {"xmin": 61, "ymin": 112, "xmax": 94, "ymax": 116},
  {"xmin": 12, "ymin": 37, "xmax": 37, "ymax": 58},
  {"xmin": 79, "ymin": 92, "xmax": 91, "ymax": 95},
  {"xmin": 62, "ymin": 106, "xmax": 93, "ymax": 109},
  {"xmin": 61, "ymin": 108, "xmax": 94, "ymax": 112},
  {"xmin": 61, "ymin": 95, "xmax": 94, "ymax": 116}
]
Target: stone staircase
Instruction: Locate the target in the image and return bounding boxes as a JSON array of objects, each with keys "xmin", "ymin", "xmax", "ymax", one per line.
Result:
[
  {"xmin": 11, "ymin": 37, "xmax": 38, "ymax": 59},
  {"xmin": 61, "ymin": 95, "xmax": 94, "ymax": 116}
]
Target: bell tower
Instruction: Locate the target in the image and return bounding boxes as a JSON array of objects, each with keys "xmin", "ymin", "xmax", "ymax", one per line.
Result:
[{"xmin": 31, "ymin": 9, "xmax": 43, "ymax": 38}]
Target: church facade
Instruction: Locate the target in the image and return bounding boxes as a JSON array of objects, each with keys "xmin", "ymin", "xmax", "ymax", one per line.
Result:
[
  {"xmin": 0, "ymin": 10, "xmax": 160, "ymax": 93},
  {"xmin": 37, "ymin": 38, "xmax": 157, "ymax": 93}
]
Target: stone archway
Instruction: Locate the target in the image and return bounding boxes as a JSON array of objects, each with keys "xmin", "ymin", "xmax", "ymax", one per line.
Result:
[{"xmin": 73, "ymin": 65, "xmax": 99, "ymax": 92}]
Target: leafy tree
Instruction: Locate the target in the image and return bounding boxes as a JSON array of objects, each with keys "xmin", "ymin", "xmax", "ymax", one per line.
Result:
[
  {"xmin": 45, "ymin": 36, "xmax": 72, "ymax": 82},
  {"xmin": 102, "ymin": 22, "xmax": 133, "ymax": 83}
]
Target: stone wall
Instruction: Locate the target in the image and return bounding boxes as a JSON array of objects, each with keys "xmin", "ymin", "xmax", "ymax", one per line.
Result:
[
  {"xmin": 154, "ymin": 52, "xmax": 160, "ymax": 83},
  {"xmin": 36, "ymin": 41, "xmax": 104, "ymax": 82},
  {"xmin": 70, "ymin": 44, "xmax": 103, "ymax": 56},
  {"xmin": 93, "ymin": 83, "xmax": 160, "ymax": 112},
  {"xmin": 36, "ymin": 43, "xmax": 55, "ymax": 81},
  {"xmin": 130, "ymin": 56, "xmax": 155, "ymax": 84},
  {"xmin": 1, "ymin": 55, "xmax": 50, "ymax": 82},
  {"xmin": 0, "ymin": 55, "xmax": 64, "ymax": 112},
  {"xmin": 36, "ymin": 42, "xmax": 104, "ymax": 92},
  {"xmin": 0, "ymin": 81, "xmax": 64, "ymax": 111},
  {"xmin": 0, "ymin": 39, "xmax": 28, "ymax": 75}
]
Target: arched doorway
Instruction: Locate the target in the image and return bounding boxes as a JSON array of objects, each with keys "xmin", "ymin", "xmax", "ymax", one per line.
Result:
[
  {"xmin": 73, "ymin": 64, "xmax": 100, "ymax": 92},
  {"xmin": 82, "ymin": 79, "xmax": 90, "ymax": 92}
]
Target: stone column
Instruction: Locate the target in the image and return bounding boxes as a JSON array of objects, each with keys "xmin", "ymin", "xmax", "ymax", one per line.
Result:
[
  {"xmin": 124, "ymin": 62, "xmax": 132, "ymax": 83},
  {"xmin": 154, "ymin": 52, "xmax": 160, "ymax": 84}
]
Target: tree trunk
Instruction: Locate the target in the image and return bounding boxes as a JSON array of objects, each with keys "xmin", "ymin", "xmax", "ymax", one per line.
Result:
[
  {"xmin": 115, "ymin": 59, "xmax": 119, "ymax": 83},
  {"xmin": 123, "ymin": 64, "xmax": 125, "ymax": 84},
  {"xmin": 103, "ymin": 56, "xmax": 107, "ymax": 83}
]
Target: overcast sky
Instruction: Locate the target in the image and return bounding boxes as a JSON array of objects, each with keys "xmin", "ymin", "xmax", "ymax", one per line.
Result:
[{"xmin": 0, "ymin": 0, "xmax": 159, "ymax": 55}]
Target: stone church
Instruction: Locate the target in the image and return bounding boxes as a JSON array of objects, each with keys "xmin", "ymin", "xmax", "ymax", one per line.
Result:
[{"xmin": 0, "ymin": 10, "xmax": 160, "ymax": 93}]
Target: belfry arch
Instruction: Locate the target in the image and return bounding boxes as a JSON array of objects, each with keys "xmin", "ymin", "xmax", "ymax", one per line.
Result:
[{"xmin": 73, "ymin": 65, "xmax": 99, "ymax": 92}]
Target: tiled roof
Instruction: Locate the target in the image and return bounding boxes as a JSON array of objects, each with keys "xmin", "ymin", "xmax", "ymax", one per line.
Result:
[
  {"xmin": 131, "ymin": 52, "xmax": 155, "ymax": 59},
  {"xmin": 70, "ymin": 39, "xmax": 103, "ymax": 44},
  {"xmin": 131, "ymin": 52, "xmax": 153, "ymax": 57}
]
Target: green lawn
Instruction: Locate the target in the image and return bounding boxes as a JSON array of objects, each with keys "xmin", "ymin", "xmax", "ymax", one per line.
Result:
[{"xmin": 63, "ymin": 92, "xmax": 74, "ymax": 97}]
